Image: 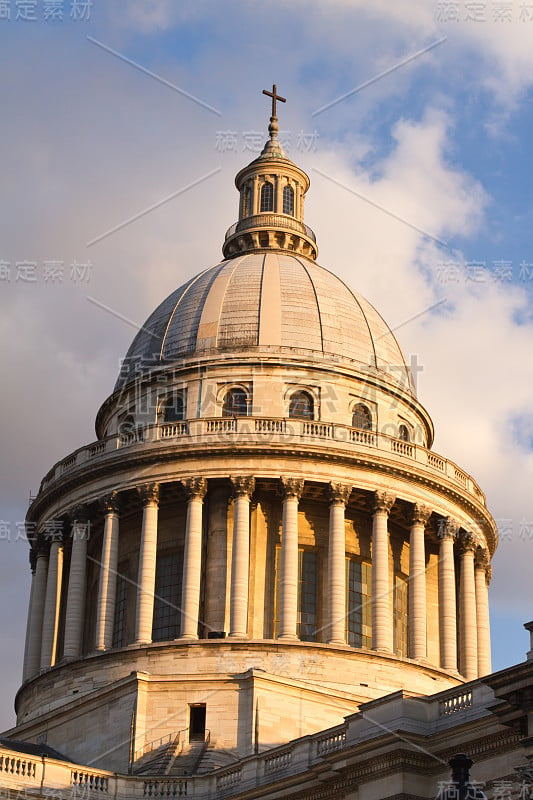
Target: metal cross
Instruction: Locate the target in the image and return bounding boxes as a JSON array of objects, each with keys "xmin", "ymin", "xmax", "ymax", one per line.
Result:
[{"xmin": 262, "ymin": 84, "xmax": 286, "ymax": 118}]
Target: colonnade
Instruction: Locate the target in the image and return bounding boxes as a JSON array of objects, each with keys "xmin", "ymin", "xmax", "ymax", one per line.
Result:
[{"xmin": 22, "ymin": 477, "xmax": 492, "ymax": 684}]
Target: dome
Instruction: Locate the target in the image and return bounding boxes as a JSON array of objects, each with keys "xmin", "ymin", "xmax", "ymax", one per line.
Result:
[{"xmin": 115, "ymin": 251, "xmax": 415, "ymax": 394}]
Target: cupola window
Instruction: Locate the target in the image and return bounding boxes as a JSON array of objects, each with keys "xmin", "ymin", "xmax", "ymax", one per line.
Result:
[
  {"xmin": 260, "ymin": 181, "xmax": 274, "ymax": 212},
  {"xmin": 242, "ymin": 185, "xmax": 253, "ymax": 217},
  {"xmin": 398, "ymin": 424, "xmax": 410, "ymax": 442},
  {"xmin": 222, "ymin": 388, "xmax": 249, "ymax": 417},
  {"xmin": 352, "ymin": 403, "xmax": 372, "ymax": 430},
  {"xmin": 282, "ymin": 185, "xmax": 294, "ymax": 215},
  {"xmin": 289, "ymin": 390, "xmax": 314, "ymax": 420}
]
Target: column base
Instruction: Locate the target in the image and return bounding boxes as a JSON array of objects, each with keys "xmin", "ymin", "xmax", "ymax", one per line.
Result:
[
  {"xmin": 277, "ymin": 634, "xmax": 299, "ymax": 641},
  {"xmin": 328, "ymin": 638, "xmax": 346, "ymax": 646},
  {"xmin": 178, "ymin": 634, "xmax": 199, "ymax": 641},
  {"xmin": 228, "ymin": 633, "xmax": 248, "ymax": 639}
]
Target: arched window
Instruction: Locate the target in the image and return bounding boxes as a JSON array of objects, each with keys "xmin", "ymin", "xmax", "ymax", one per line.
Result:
[
  {"xmin": 260, "ymin": 181, "xmax": 274, "ymax": 212},
  {"xmin": 242, "ymin": 185, "xmax": 253, "ymax": 217},
  {"xmin": 352, "ymin": 403, "xmax": 372, "ymax": 430},
  {"xmin": 289, "ymin": 390, "xmax": 314, "ymax": 420},
  {"xmin": 222, "ymin": 388, "xmax": 249, "ymax": 417},
  {"xmin": 282, "ymin": 185, "xmax": 294, "ymax": 215},
  {"xmin": 162, "ymin": 393, "xmax": 184, "ymax": 422},
  {"xmin": 398, "ymin": 424, "xmax": 410, "ymax": 442}
]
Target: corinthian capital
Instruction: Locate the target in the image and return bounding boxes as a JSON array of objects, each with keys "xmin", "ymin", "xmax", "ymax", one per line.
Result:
[
  {"xmin": 182, "ymin": 477, "xmax": 207, "ymax": 501},
  {"xmin": 458, "ymin": 531, "xmax": 478, "ymax": 555},
  {"xmin": 438, "ymin": 517, "xmax": 459, "ymax": 541},
  {"xmin": 412, "ymin": 503, "xmax": 431, "ymax": 527},
  {"xmin": 373, "ymin": 491, "xmax": 395, "ymax": 515},
  {"xmin": 230, "ymin": 476, "xmax": 256, "ymax": 499},
  {"xmin": 328, "ymin": 482, "xmax": 352, "ymax": 507},
  {"xmin": 279, "ymin": 476, "xmax": 304, "ymax": 501},
  {"xmin": 101, "ymin": 491, "xmax": 120, "ymax": 515},
  {"xmin": 138, "ymin": 482, "xmax": 160, "ymax": 505},
  {"xmin": 475, "ymin": 548, "xmax": 490, "ymax": 571}
]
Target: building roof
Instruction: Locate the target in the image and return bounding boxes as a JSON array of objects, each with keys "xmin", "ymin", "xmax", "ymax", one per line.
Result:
[{"xmin": 115, "ymin": 252, "xmax": 415, "ymax": 394}]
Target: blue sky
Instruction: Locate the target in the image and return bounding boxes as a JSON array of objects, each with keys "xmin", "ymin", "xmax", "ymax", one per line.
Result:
[{"xmin": 1, "ymin": 0, "xmax": 532, "ymax": 731}]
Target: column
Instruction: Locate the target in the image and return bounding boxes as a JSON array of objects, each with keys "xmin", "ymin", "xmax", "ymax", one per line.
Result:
[
  {"xmin": 475, "ymin": 549, "xmax": 492, "ymax": 676},
  {"xmin": 204, "ymin": 485, "xmax": 229, "ymax": 634},
  {"xmin": 22, "ymin": 546, "xmax": 48, "ymax": 681},
  {"xmin": 40, "ymin": 530, "xmax": 64, "ymax": 669},
  {"xmin": 180, "ymin": 477, "xmax": 207, "ymax": 639},
  {"xmin": 63, "ymin": 510, "xmax": 90, "ymax": 660},
  {"xmin": 408, "ymin": 504, "xmax": 431, "ymax": 661},
  {"xmin": 278, "ymin": 477, "xmax": 304, "ymax": 640},
  {"xmin": 327, "ymin": 483, "xmax": 352, "ymax": 645},
  {"xmin": 438, "ymin": 518, "xmax": 458, "ymax": 672},
  {"xmin": 459, "ymin": 533, "xmax": 478, "ymax": 679},
  {"xmin": 229, "ymin": 476, "xmax": 255, "ymax": 638},
  {"xmin": 95, "ymin": 493, "xmax": 120, "ymax": 651},
  {"xmin": 134, "ymin": 483, "xmax": 159, "ymax": 645},
  {"xmin": 371, "ymin": 491, "xmax": 395, "ymax": 652}
]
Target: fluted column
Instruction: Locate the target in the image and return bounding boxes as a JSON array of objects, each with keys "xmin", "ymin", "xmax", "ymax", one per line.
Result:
[
  {"xmin": 327, "ymin": 483, "xmax": 352, "ymax": 645},
  {"xmin": 23, "ymin": 547, "xmax": 48, "ymax": 681},
  {"xmin": 438, "ymin": 518, "xmax": 458, "ymax": 672},
  {"xmin": 372, "ymin": 491, "xmax": 395, "ymax": 652},
  {"xmin": 134, "ymin": 484, "xmax": 160, "ymax": 645},
  {"xmin": 459, "ymin": 533, "xmax": 478, "ymax": 679},
  {"xmin": 229, "ymin": 476, "xmax": 255, "ymax": 638},
  {"xmin": 180, "ymin": 477, "xmax": 207, "ymax": 639},
  {"xmin": 40, "ymin": 531, "xmax": 64, "ymax": 669},
  {"xmin": 475, "ymin": 549, "xmax": 492, "ymax": 676},
  {"xmin": 408, "ymin": 504, "xmax": 431, "ymax": 661},
  {"xmin": 278, "ymin": 477, "xmax": 304, "ymax": 641},
  {"xmin": 95, "ymin": 493, "xmax": 120, "ymax": 651},
  {"xmin": 63, "ymin": 511, "xmax": 90, "ymax": 660}
]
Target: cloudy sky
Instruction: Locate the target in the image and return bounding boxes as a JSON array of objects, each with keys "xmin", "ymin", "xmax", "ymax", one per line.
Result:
[{"xmin": 1, "ymin": 0, "xmax": 533, "ymax": 732}]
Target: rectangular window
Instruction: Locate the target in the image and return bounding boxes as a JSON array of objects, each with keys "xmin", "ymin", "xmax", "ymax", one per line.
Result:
[
  {"xmin": 112, "ymin": 569, "xmax": 128, "ymax": 649},
  {"xmin": 346, "ymin": 559, "xmax": 372, "ymax": 648},
  {"xmin": 394, "ymin": 575, "xmax": 408, "ymax": 657},
  {"xmin": 152, "ymin": 551, "xmax": 183, "ymax": 642},
  {"xmin": 298, "ymin": 550, "xmax": 318, "ymax": 642}
]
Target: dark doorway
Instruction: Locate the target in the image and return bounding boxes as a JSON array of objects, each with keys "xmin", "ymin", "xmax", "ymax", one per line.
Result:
[{"xmin": 189, "ymin": 704, "xmax": 206, "ymax": 741}]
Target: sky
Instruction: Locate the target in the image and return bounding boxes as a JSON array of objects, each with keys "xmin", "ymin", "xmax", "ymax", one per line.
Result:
[{"xmin": 1, "ymin": 0, "xmax": 533, "ymax": 732}]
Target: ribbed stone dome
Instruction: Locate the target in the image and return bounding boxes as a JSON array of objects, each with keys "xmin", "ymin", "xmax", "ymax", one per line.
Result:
[{"xmin": 115, "ymin": 252, "xmax": 414, "ymax": 394}]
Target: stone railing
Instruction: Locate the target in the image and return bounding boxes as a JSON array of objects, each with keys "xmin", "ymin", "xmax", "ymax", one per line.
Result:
[
  {"xmin": 438, "ymin": 688, "xmax": 473, "ymax": 716},
  {"xmin": 37, "ymin": 417, "xmax": 486, "ymax": 508},
  {"xmin": 224, "ymin": 213, "xmax": 317, "ymax": 243},
  {"xmin": 0, "ymin": 753, "xmax": 38, "ymax": 779},
  {"xmin": 316, "ymin": 727, "xmax": 347, "ymax": 756}
]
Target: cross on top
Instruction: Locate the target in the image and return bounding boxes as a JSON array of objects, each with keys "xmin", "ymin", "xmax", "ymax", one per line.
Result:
[{"xmin": 263, "ymin": 84, "xmax": 286, "ymax": 118}]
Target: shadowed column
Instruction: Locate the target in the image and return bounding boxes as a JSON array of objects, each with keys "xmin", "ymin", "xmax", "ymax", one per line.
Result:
[
  {"xmin": 438, "ymin": 518, "xmax": 458, "ymax": 672},
  {"xmin": 327, "ymin": 483, "xmax": 352, "ymax": 645},
  {"xmin": 23, "ymin": 544, "xmax": 48, "ymax": 681},
  {"xmin": 95, "ymin": 493, "xmax": 120, "ymax": 651},
  {"xmin": 475, "ymin": 549, "xmax": 492, "ymax": 676},
  {"xmin": 408, "ymin": 503, "xmax": 431, "ymax": 661},
  {"xmin": 63, "ymin": 509, "xmax": 90, "ymax": 660},
  {"xmin": 180, "ymin": 477, "xmax": 207, "ymax": 639},
  {"xmin": 229, "ymin": 476, "xmax": 255, "ymax": 638},
  {"xmin": 40, "ymin": 527, "xmax": 64, "ymax": 669},
  {"xmin": 372, "ymin": 491, "xmax": 395, "ymax": 652},
  {"xmin": 459, "ymin": 533, "xmax": 478, "ymax": 680},
  {"xmin": 278, "ymin": 477, "xmax": 304, "ymax": 641},
  {"xmin": 135, "ymin": 484, "xmax": 160, "ymax": 645}
]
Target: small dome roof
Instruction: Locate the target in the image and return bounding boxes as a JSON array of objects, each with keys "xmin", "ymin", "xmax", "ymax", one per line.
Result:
[{"xmin": 115, "ymin": 252, "xmax": 414, "ymax": 395}]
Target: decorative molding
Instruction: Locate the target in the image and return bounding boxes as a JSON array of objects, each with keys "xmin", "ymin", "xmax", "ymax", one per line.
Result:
[
  {"xmin": 458, "ymin": 531, "xmax": 478, "ymax": 555},
  {"xmin": 230, "ymin": 475, "xmax": 256, "ymax": 499},
  {"xmin": 328, "ymin": 482, "xmax": 352, "ymax": 507},
  {"xmin": 279, "ymin": 476, "xmax": 304, "ymax": 500},
  {"xmin": 181, "ymin": 476, "xmax": 207, "ymax": 501}
]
